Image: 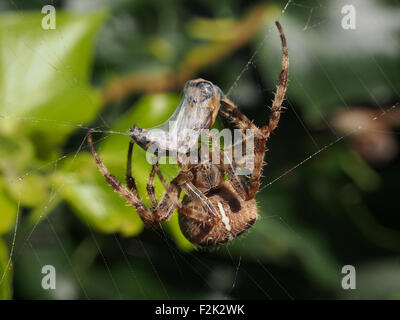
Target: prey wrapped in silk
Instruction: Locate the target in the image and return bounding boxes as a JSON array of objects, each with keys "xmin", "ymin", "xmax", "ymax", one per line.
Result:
[{"xmin": 129, "ymin": 79, "xmax": 222, "ymax": 157}]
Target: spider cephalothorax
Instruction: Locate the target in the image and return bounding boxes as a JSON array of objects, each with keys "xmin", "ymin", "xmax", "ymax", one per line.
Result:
[{"xmin": 87, "ymin": 21, "xmax": 288, "ymax": 246}]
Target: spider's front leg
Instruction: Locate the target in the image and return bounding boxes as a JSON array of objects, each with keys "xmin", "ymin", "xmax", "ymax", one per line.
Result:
[
  {"xmin": 125, "ymin": 137, "xmax": 217, "ymax": 224},
  {"xmin": 87, "ymin": 130, "xmax": 154, "ymax": 223},
  {"xmin": 125, "ymin": 138, "xmax": 178, "ymax": 223},
  {"xmin": 203, "ymin": 130, "xmax": 249, "ymax": 201},
  {"xmin": 218, "ymin": 21, "xmax": 289, "ymax": 200},
  {"xmin": 146, "ymin": 164, "xmax": 158, "ymax": 209},
  {"xmin": 153, "ymin": 168, "xmax": 217, "ymax": 223},
  {"xmin": 218, "ymin": 101, "xmax": 267, "ymax": 200},
  {"xmin": 125, "ymin": 141, "xmax": 158, "ymax": 209}
]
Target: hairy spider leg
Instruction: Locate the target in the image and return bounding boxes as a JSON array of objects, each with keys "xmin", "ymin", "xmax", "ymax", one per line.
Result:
[
  {"xmin": 174, "ymin": 150, "xmax": 221, "ymax": 218},
  {"xmin": 147, "ymin": 164, "xmax": 158, "ymax": 208},
  {"xmin": 124, "ymin": 136, "xmax": 210, "ymax": 222},
  {"xmin": 218, "ymin": 21, "xmax": 289, "ymax": 200},
  {"xmin": 88, "ymin": 130, "xmax": 154, "ymax": 223},
  {"xmin": 95, "ymin": 131, "xmax": 215, "ymax": 225},
  {"xmin": 126, "ymin": 140, "xmax": 158, "ymax": 208},
  {"xmin": 152, "ymin": 169, "xmax": 215, "ymax": 222},
  {"xmin": 125, "ymin": 141, "xmax": 140, "ymax": 197},
  {"xmin": 86, "ymin": 129, "xmax": 212, "ymax": 225},
  {"xmin": 203, "ymin": 130, "xmax": 249, "ymax": 201},
  {"xmin": 262, "ymin": 21, "xmax": 289, "ymax": 138}
]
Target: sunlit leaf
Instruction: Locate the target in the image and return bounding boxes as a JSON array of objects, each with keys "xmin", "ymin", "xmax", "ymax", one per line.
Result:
[
  {"xmin": 0, "ymin": 133, "xmax": 34, "ymax": 173},
  {"xmin": 0, "ymin": 10, "xmax": 107, "ymax": 145},
  {"xmin": 187, "ymin": 18, "xmax": 237, "ymax": 41},
  {"xmin": 57, "ymin": 154, "xmax": 143, "ymax": 236},
  {"xmin": 0, "ymin": 181, "xmax": 18, "ymax": 235},
  {"xmin": 6, "ymin": 174, "xmax": 48, "ymax": 207}
]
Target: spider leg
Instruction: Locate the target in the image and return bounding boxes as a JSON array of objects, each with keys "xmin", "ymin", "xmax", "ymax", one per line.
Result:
[
  {"xmin": 224, "ymin": 160, "xmax": 249, "ymax": 199},
  {"xmin": 152, "ymin": 164, "xmax": 182, "ymax": 209},
  {"xmin": 179, "ymin": 206, "xmax": 214, "ymax": 225},
  {"xmin": 154, "ymin": 164, "xmax": 216, "ymax": 218},
  {"xmin": 152, "ymin": 179, "xmax": 180, "ymax": 221},
  {"xmin": 218, "ymin": 21, "xmax": 289, "ymax": 200},
  {"xmin": 125, "ymin": 140, "xmax": 141, "ymax": 197},
  {"xmin": 150, "ymin": 171, "xmax": 215, "ymax": 223},
  {"xmin": 125, "ymin": 139, "xmax": 187, "ymax": 221},
  {"xmin": 89, "ymin": 131, "xmax": 211, "ymax": 229},
  {"xmin": 261, "ymin": 21, "xmax": 289, "ymax": 139},
  {"xmin": 146, "ymin": 156, "xmax": 215, "ymax": 221},
  {"xmin": 147, "ymin": 164, "xmax": 158, "ymax": 208},
  {"xmin": 142, "ymin": 169, "xmax": 206, "ymax": 223},
  {"xmin": 127, "ymin": 142, "xmax": 214, "ymax": 221},
  {"xmin": 88, "ymin": 130, "xmax": 154, "ymax": 222},
  {"xmin": 204, "ymin": 130, "xmax": 249, "ymax": 200},
  {"xmin": 219, "ymin": 104, "xmax": 266, "ymax": 200},
  {"xmin": 126, "ymin": 139, "xmax": 159, "ymax": 209},
  {"xmin": 180, "ymin": 181, "xmax": 219, "ymax": 218}
]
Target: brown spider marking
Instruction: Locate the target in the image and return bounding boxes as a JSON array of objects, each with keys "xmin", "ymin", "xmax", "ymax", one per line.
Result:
[{"xmin": 88, "ymin": 21, "xmax": 289, "ymax": 246}]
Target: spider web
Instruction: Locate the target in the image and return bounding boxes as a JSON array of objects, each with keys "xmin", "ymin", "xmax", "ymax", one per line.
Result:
[{"xmin": 1, "ymin": 0, "xmax": 399, "ymax": 300}]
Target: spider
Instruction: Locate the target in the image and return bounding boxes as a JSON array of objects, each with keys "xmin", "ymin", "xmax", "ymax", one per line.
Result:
[{"xmin": 87, "ymin": 21, "xmax": 288, "ymax": 246}]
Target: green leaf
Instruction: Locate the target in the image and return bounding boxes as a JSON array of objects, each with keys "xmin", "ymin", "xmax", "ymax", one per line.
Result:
[
  {"xmin": 0, "ymin": 10, "xmax": 107, "ymax": 145},
  {"xmin": 0, "ymin": 133, "xmax": 34, "ymax": 173},
  {"xmin": 338, "ymin": 150, "xmax": 381, "ymax": 192},
  {"xmin": 28, "ymin": 192, "xmax": 62, "ymax": 226},
  {"xmin": 0, "ymin": 238, "xmax": 12, "ymax": 299},
  {"xmin": 57, "ymin": 154, "xmax": 144, "ymax": 236},
  {"xmin": 5, "ymin": 174, "xmax": 49, "ymax": 208},
  {"xmin": 0, "ymin": 181, "xmax": 18, "ymax": 235}
]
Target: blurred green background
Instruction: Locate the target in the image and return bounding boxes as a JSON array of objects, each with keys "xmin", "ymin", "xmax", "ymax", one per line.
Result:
[{"xmin": 0, "ymin": 0, "xmax": 400, "ymax": 300}]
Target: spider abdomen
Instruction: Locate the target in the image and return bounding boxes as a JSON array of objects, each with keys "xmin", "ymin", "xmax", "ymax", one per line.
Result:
[{"xmin": 179, "ymin": 182, "xmax": 258, "ymax": 246}]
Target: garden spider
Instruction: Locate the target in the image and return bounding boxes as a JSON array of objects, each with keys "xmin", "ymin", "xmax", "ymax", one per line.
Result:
[{"xmin": 87, "ymin": 21, "xmax": 288, "ymax": 246}]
